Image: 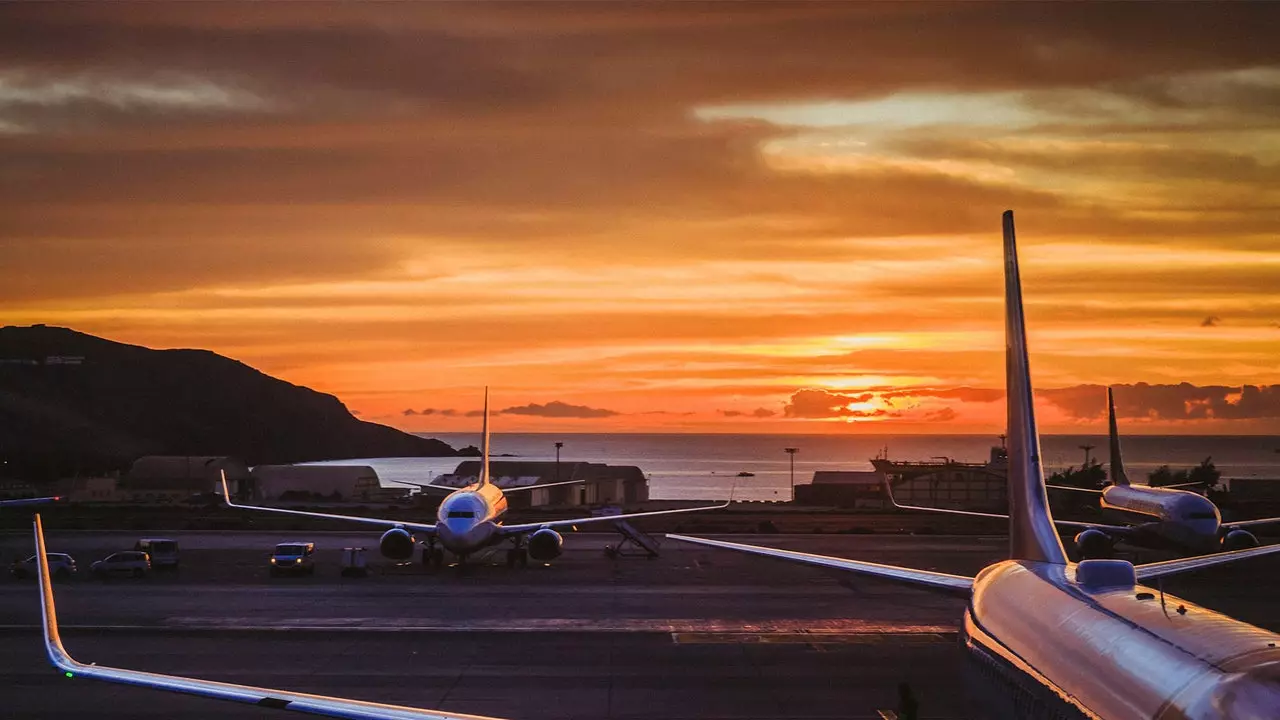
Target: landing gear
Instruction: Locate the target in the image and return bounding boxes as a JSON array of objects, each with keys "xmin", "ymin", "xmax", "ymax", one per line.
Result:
[
  {"xmin": 506, "ymin": 548, "xmax": 529, "ymax": 568},
  {"xmin": 422, "ymin": 544, "xmax": 445, "ymax": 571}
]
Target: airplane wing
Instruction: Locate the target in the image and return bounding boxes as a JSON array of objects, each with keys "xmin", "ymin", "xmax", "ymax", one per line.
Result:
[
  {"xmin": 666, "ymin": 533, "xmax": 972, "ymax": 597},
  {"xmin": 1135, "ymin": 542, "xmax": 1280, "ymax": 581},
  {"xmin": 32, "ymin": 515, "xmax": 498, "ymax": 720},
  {"xmin": 221, "ymin": 473, "xmax": 436, "ymax": 534},
  {"xmin": 394, "ymin": 481, "xmax": 458, "ymax": 495},
  {"xmin": 1045, "ymin": 484, "xmax": 1104, "ymax": 494},
  {"xmin": 0, "ymin": 496, "xmax": 62, "ymax": 507},
  {"xmin": 498, "ymin": 499, "xmax": 730, "ymax": 535},
  {"xmin": 495, "ymin": 479, "xmax": 587, "ymax": 494},
  {"xmin": 1222, "ymin": 515, "xmax": 1280, "ymax": 530},
  {"xmin": 883, "ymin": 483, "xmax": 1131, "ymax": 534}
]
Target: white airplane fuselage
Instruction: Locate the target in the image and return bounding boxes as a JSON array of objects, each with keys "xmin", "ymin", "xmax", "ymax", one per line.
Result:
[
  {"xmin": 964, "ymin": 560, "xmax": 1280, "ymax": 719},
  {"xmin": 433, "ymin": 484, "xmax": 508, "ymax": 556},
  {"xmin": 1099, "ymin": 485, "xmax": 1222, "ymax": 553}
]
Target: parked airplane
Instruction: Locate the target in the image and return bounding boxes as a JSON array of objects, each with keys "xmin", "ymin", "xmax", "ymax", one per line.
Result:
[
  {"xmin": 0, "ymin": 496, "xmax": 61, "ymax": 508},
  {"xmin": 880, "ymin": 385, "xmax": 1280, "ymax": 559},
  {"xmin": 222, "ymin": 390, "xmax": 728, "ymax": 568},
  {"xmin": 1044, "ymin": 386, "xmax": 1280, "ymax": 557},
  {"xmin": 670, "ymin": 211, "xmax": 1280, "ymax": 718},
  {"xmin": 32, "ymin": 514, "xmax": 502, "ymax": 719}
]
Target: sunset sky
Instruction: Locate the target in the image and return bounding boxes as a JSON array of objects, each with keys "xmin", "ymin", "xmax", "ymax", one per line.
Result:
[{"xmin": 2, "ymin": 3, "xmax": 1279, "ymax": 434}]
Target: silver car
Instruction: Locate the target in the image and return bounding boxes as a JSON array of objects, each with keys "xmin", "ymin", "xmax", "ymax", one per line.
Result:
[
  {"xmin": 11, "ymin": 553, "xmax": 77, "ymax": 581},
  {"xmin": 91, "ymin": 551, "xmax": 151, "ymax": 580}
]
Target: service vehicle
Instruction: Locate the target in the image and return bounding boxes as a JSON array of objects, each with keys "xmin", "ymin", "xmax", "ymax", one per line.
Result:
[
  {"xmin": 269, "ymin": 542, "xmax": 316, "ymax": 576},
  {"xmin": 134, "ymin": 538, "xmax": 180, "ymax": 570}
]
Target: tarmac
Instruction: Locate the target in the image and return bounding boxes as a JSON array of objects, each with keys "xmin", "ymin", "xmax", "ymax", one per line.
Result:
[{"xmin": 2, "ymin": 530, "xmax": 1278, "ymax": 719}]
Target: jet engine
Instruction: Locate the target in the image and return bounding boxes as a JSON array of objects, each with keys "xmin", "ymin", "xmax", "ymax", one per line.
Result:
[
  {"xmin": 1221, "ymin": 529, "xmax": 1259, "ymax": 552},
  {"xmin": 527, "ymin": 528, "xmax": 563, "ymax": 561},
  {"xmin": 1073, "ymin": 529, "xmax": 1114, "ymax": 560},
  {"xmin": 379, "ymin": 527, "xmax": 416, "ymax": 560}
]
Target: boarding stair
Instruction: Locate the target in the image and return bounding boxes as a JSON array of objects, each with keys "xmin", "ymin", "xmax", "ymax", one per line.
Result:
[{"xmin": 604, "ymin": 519, "xmax": 661, "ymax": 559}]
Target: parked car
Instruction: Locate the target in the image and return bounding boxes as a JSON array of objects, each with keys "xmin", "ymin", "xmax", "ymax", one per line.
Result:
[
  {"xmin": 270, "ymin": 542, "xmax": 316, "ymax": 576},
  {"xmin": 10, "ymin": 553, "xmax": 76, "ymax": 580},
  {"xmin": 134, "ymin": 538, "xmax": 180, "ymax": 570},
  {"xmin": 91, "ymin": 551, "xmax": 151, "ymax": 579}
]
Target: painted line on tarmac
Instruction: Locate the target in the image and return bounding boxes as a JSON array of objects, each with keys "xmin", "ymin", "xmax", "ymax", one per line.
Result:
[
  {"xmin": 0, "ymin": 618, "xmax": 960, "ymax": 634},
  {"xmin": 671, "ymin": 631, "xmax": 956, "ymax": 645},
  {"xmin": 161, "ymin": 617, "xmax": 958, "ymax": 632}
]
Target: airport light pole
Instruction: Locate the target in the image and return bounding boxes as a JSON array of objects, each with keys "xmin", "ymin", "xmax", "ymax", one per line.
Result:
[
  {"xmin": 785, "ymin": 447, "xmax": 798, "ymax": 502},
  {"xmin": 555, "ymin": 441, "xmax": 564, "ymax": 483},
  {"xmin": 1079, "ymin": 444, "xmax": 1096, "ymax": 467}
]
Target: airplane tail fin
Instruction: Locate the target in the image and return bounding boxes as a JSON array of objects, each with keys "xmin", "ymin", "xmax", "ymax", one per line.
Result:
[
  {"xmin": 1107, "ymin": 387, "xmax": 1131, "ymax": 487},
  {"xmin": 479, "ymin": 387, "xmax": 491, "ymax": 487},
  {"xmin": 1002, "ymin": 211, "xmax": 1068, "ymax": 565}
]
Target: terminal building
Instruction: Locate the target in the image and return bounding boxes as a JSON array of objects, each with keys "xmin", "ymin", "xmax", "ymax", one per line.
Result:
[
  {"xmin": 246, "ymin": 465, "xmax": 409, "ymax": 503},
  {"xmin": 119, "ymin": 456, "xmax": 250, "ymax": 503},
  {"xmin": 794, "ymin": 471, "xmax": 887, "ymax": 509},
  {"xmin": 435, "ymin": 460, "xmax": 648, "ymax": 509}
]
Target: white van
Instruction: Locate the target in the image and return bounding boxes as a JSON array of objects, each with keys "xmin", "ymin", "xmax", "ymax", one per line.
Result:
[{"xmin": 135, "ymin": 538, "xmax": 180, "ymax": 570}]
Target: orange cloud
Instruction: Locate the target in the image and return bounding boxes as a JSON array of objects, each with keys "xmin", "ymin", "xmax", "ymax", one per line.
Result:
[{"xmin": 1, "ymin": 5, "xmax": 1279, "ymax": 432}]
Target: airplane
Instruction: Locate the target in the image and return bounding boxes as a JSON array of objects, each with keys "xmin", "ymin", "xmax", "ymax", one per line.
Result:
[
  {"xmin": 669, "ymin": 210, "xmax": 1280, "ymax": 718},
  {"xmin": 1042, "ymin": 386, "xmax": 1280, "ymax": 557},
  {"xmin": 0, "ymin": 496, "xmax": 62, "ymax": 508},
  {"xmin": 222, "ymin": 389, "xmax": 728, "ymax": 569},
  {"xmin": 880, "ymin": 386, "xmax": 1280, "ymax": 559},
  {"xmin": 32, "ymin": 513, "xmax": 504, "ymax": 719}
]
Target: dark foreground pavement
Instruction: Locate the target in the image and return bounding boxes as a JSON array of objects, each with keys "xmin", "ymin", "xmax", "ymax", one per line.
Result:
[{"xmin": 1, "ymin": 531, "xmax": 1278, "ymax": 719}]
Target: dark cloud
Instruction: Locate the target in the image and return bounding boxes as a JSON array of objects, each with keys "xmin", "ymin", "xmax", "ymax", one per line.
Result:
[
  {"xmin": 1040, "ymin": 383, "xmax": 1280, "ymax": 421},
  {"xmin": 4, "ymin": 3, "xmax": 1280, "ymax": 303},
  {"xmin": 500, "ymin": 400, "xmax": 619, "ymax": 419},
  {"xmin": 880, "ymin": 387, "xmax": 1005, "ymax": 403},
  {"xmin": 784, "ymin": 389, "xmax": 875, "ymax": 418},
  {"xmin": 924, "ymin": 407, "xmax": 958, "ymax": 422},
  {"xmin": 464, "ymin": 409, "xmax": 485, "ymax": 418},
  {"xmin": 402, "ymin": 408, "xmax": 448, "ymax": 416},
  {"xmin": 1201, "ymin": 315, "xmax": 1221, "ymax": 327},
  {"xmin": 716, "ymin": 408, "xmax": 776, "ymax": 418},
  {"xmin": 401, "ymin": 408, "xmax": 418, "ymax": 416}
]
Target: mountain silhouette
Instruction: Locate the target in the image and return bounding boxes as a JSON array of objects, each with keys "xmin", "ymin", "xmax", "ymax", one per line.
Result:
[{"xmin": 0, "ymin": 325, "xmax": 456, "ymax": 480}]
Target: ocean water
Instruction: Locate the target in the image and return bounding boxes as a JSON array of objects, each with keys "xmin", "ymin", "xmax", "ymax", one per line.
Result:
[{"xmin": 307, "ymin": 433, "xmax": 1280, "ymax": 502}]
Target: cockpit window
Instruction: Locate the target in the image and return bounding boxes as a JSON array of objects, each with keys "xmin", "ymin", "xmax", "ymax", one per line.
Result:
[
  {"xmin": 447, "ymin": 511, "xmax": 476, "ymax": 519},
  {"xmin": 1186, "ymin": 512, "xmax": 1217, "ymax": 520}
]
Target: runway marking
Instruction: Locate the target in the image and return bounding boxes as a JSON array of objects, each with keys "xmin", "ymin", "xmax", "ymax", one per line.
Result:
[
  {"xmin": 158, "ymin": 617, "xmax": 959, "ymax": 633},
  {"xmin": 671, "ymin": 631, "xmax": 955, "ymax": 645}
]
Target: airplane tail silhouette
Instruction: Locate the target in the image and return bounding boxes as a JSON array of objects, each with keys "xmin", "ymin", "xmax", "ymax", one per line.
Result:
[
  {"xmin": 1107, "ymin": 387, "xmax": 1131, "ymax": 487},
  {"xmin": 478, "ymin": 387, "xmax": 491, "ymax": 487},
  {"xmin": 1002, "ymin": 211, "xmax": 1068, "ymax": 565}
]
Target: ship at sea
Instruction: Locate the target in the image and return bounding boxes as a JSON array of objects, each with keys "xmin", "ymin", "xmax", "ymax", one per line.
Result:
[
  {"xmin": 795, "ymin": 439, "xmax": 1009, "ymax": 511},
  {"xmin": 870, "ymin": 440, "xmax": 1009, "ymax": 513}
]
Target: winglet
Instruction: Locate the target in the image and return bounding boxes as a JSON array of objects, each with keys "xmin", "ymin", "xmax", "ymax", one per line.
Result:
[
  {"xmin": 34, "ymin": 514, "xmax": 77, "ymax": 675},
  {"xmin": 0, "ymin": 496, "xmax": 63, "ymax": 508},
  {"xmin": 220, "ymin": 469, "xmax": 238, "ymax": 507},
  {"xmin": 1107, "ymin": 387, "xmax": 1130, "ymax": 487},
  {"xmin": 479, "ymin": 387, "xmax": 491, "ymax": 487},
  {"xmin": 1003, "ymin": 211, "xmax": 1068, "ymax": 565}
]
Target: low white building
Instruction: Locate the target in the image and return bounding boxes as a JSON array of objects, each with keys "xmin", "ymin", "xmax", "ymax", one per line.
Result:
[{"xmin": 248, "ymin": 464, "xmax": 407, "ymax": 502}]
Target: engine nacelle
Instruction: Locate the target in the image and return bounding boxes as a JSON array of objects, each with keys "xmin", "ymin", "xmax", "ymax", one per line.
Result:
[
  {"xmin": 1222, "ymin": 529, "xmax": 1259, "ymax": 552},
  {"xmin": 527, "ymin": 528, "xmax": 563, "ymax": 561},
  {"xmin": 1073, "ymin": 529, "xmax": 1114, "ymax": 560},
  {"xmin": 379, "ymin": 527, "xmax": 416, "ymax": 560}
]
